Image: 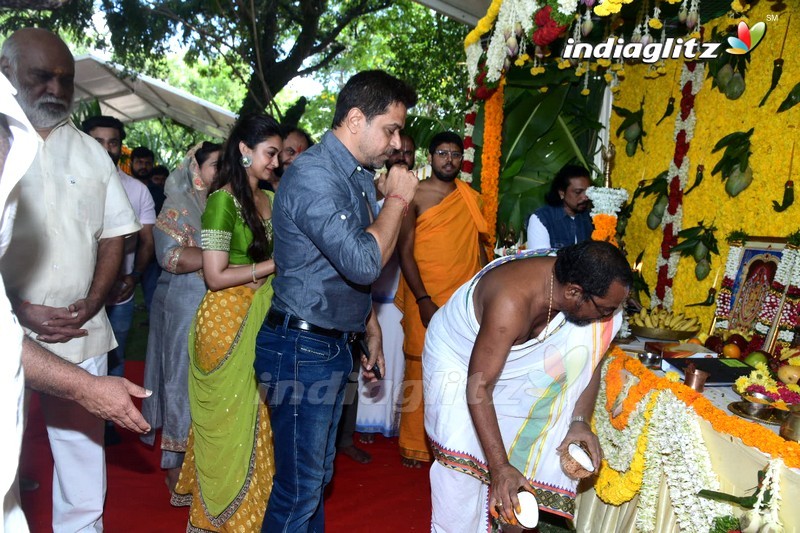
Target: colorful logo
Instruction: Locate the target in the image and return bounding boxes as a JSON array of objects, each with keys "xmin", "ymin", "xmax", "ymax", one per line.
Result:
[{"xmin": 727, "ymin": 21, "xmax": 766, "ymax": 55}]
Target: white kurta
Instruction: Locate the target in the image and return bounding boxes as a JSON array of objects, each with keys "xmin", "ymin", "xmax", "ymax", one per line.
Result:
[{"xmin": 0, "ymin": 72, "xmax": 37, "ymax": 533}]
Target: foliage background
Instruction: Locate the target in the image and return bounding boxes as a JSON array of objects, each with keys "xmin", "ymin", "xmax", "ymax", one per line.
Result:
[
  {"xmin": 1, "ymin": 1, "xmax": 467, "ymax": 168},
  {"xmin": 611, "ymin": 1, "xmax": 800, "ymax": 329}
]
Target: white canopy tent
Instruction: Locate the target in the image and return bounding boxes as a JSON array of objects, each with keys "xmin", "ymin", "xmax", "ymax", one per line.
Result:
[
  {"xmin": 73, "ymin": 54, "xmax": 237, "ymax": 139},
  {"xmin": 413, "ymin": 0, "xmax": 488, "ymax": 25}
]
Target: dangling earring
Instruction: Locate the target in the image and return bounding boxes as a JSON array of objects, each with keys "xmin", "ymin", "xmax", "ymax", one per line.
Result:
[{"xmin": 241, "ymin": 154, "xmax": 252, "ymax": 168}]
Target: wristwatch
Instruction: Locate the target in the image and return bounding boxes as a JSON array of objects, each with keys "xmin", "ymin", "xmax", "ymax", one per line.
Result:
[{"xmin": 570, "ymin": 415, "xmax": 588, "ymax": 425}]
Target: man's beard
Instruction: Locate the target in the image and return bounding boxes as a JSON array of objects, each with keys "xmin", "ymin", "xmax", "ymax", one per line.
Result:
[
  {"xmin": 432, "ymin": 164, "xmax": 459, "ymax": 182},
  {"xmin": 132, "ymin": 168, "xmax": 152, "ymax": 180},
  {"xmin": 563, "ymin": 310, "xmax": 591, "ymax": 328},
  {"xmin": 16, "ymin": 91, "xmax": 72, "ymax": 130}
]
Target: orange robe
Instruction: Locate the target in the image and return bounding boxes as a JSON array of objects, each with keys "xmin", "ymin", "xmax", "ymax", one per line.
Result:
[{"xmin": 395, "ymin": 179, "xmax": 490, "ymax": 462}]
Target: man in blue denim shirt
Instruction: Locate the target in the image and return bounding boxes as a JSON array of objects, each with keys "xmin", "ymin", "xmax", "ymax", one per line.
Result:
[{"xmin": 255, "ymin": 70, "xmax": 418, "ymax": 532}]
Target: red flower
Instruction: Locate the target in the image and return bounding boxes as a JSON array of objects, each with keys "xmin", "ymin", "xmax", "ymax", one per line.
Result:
[{"xmin": 531, "ymin": 6, "xmax": 567, "ymax": 47}]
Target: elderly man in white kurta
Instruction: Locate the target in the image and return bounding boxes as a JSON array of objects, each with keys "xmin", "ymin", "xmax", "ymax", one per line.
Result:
[{"xmin": 0, "ymin": 29, "xmax": 139, "ymax": 532}]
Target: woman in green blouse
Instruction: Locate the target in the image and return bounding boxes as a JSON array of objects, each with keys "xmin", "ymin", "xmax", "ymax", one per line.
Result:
[{"xmin": 172, "ymin": 114, "xmax": 281, "ymax": 531}]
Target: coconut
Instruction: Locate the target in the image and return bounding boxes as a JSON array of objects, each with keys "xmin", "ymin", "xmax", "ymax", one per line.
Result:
[
  {"xmin": 514, "ymin": 491, "xmax": 539, "ymax": 529},
  {"xmin": 560, "ymin": 442, "xmax": 595, "ymax": 480}
]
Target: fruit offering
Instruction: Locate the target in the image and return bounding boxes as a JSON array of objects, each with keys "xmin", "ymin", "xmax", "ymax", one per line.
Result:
[{"xmin": 629, "ymin": 307, "xmax": 699, "ymax": 331}]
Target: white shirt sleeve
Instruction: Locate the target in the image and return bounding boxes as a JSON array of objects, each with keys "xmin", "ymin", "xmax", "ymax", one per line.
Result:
[
  {"xmin": 101, "ymin": 165, "xmax": 141, "ymax": 239},
  {"xmin": 527, "ymin": 213, "xmax": 551, "ymax": 251}
]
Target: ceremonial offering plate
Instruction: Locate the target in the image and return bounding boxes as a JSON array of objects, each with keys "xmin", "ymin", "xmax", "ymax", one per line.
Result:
[
  {"xmin": 630, "ymin": 325, "xmax": 700, "ymax": 341},
  {"xmin": 727, "ymin": 401, "xmax": 784, "ymax": 426}
]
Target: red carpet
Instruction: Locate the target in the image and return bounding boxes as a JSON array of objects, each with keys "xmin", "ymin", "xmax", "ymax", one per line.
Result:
[{"xmin": 20, "ymin": 361, "xmax": 431, "ymax": 532}]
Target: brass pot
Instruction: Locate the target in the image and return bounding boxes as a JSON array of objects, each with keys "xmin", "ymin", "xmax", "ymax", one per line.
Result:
[{"xmin": 780, "ymin": 408, "xmax": 800, "ymax": 442}]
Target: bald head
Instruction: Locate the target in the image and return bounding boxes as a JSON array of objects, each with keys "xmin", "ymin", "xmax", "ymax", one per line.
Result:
[{"xmin": 1, "ymin": 28, "xmax": 74, "ymax": 132}]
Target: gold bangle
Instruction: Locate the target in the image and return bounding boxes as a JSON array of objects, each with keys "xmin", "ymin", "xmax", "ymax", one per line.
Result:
[{"xmin": 251, "ymin": 263, "xmax": 258, "ymax": 283}]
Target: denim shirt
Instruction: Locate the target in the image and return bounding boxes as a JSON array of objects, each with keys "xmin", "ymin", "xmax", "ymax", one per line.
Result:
[
  {"xmin": 534, "ymin": 204, "xmax": 593, "ymax": 249},
  {"xmin": 270, "ymin": 131, "xmax": 382, "ymax": 332}
]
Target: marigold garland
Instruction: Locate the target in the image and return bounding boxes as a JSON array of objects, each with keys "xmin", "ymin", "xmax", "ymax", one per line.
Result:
[
  {"xmin": 595, "ymin": 393, "xmax": 658, "ymax": 505},
  {"xmin": 603, "ymin": 347, "xmax": 800, "ymax": 468},
  {"xmin": 480, "ymin": 79, "xmax": 505, "ymax": 249},
  {"xmin": 464, "ymin": 0, "xmax": 503, "ymax": 49},
  {"xmin": 591, "ymin": 213, "xmax": 619, "ymax": 245}
]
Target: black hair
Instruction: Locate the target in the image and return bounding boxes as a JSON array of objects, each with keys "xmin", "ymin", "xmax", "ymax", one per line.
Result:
[
  {"xmin": 210, "ymin": 114, "xmax": 282, "ymax": 262},
  {"xmin": 331, "ymin": 70, "xmax": 417, "ymax": 129},
  {"xmin": 151, "ymin": 165, "xmax": 170, "ymax": 177},
  {"xmin": 194, "ymin": 141, "xmax": 222, "ymax": 167},
  {"xmin": 554, "ymin": 241, "xmax": 633, "ymax": 298},
  {"xmin": 545, "ymin": 164, "xmax": 591, "ymax": 206},
  {"xmin": 284, "ymin": 127, "xmax": 315, "ymax": 148},
  {"xmin": 81, "ymin": 115, "xmax": 125, "ymax": 140},
  {"xmin": 428, "ymin": 131, "xmax": 464, "ymax": 154},
  {"xmin": 131, "ymin": 146, "xmax": 155, "ymax": 161}
]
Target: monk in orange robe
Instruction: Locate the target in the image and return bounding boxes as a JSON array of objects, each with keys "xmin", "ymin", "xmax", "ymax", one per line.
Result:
[{"xmin": 395, "ymin": 131, "xmax": 490, "ymax": 468}]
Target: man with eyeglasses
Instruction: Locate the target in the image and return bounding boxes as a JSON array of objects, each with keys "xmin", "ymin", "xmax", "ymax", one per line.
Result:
[
  {"xmin": 395, "ymin": 131, "xmax": 491, "ymax": 468},
  {"xmin": 424, "ymin": 241, "xmax": 631, "ymax": 531}
]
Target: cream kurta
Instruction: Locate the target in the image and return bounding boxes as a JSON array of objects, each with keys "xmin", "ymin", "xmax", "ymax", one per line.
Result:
[{"xmin": 0, "ymin": 120, "xmax": 140, "ymax": 363}]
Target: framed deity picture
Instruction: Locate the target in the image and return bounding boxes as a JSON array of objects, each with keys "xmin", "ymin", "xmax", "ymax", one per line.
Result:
[{"xmin": 715, "ymin": 237, "xmax": 787, "ymax": 344}]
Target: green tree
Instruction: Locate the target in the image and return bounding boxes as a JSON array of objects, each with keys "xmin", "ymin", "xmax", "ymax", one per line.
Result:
[{"xmin": 4, "ymin": 0, "xmax": 395, "ymax": 115}]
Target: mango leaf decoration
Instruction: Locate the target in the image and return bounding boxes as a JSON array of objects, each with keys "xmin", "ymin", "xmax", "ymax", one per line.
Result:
[
  {"xmin": 778, "ymin": 81, "xmax": 800, "ymax": 113},
  {"xmin": 613, "ymin": 97, "xmax": 646, "ymax": 157},
  {"xmin": 711, "ymin": 128, "xmax": 755, "ymax": 197}
]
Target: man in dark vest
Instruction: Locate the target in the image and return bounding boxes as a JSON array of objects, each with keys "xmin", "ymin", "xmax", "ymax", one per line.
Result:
[{"xmin": 527, "ymin": 164, "xmax": 593, "ymax": 249}]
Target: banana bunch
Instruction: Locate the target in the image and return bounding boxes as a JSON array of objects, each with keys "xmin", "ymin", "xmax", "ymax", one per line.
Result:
[{"xmin": 629, "ymin": 307, "xmax": 699, "ymax": 331}]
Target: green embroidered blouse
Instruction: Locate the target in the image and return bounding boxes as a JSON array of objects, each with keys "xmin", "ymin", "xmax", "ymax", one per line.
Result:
[{"xmin": 200, "ymin": 189, "xmax": 274, "ymax": 265}]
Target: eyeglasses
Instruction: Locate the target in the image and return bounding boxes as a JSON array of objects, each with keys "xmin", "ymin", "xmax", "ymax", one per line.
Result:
[
  {"xmin": 433, "ymin": 150, "xmax": 463, "ymax": 160},
  {"xmin": 585, "ymin": 293, "xmax": 618, "ymax": 318}
]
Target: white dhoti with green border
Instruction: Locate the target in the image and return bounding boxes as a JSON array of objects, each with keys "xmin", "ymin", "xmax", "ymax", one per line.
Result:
[{"xmin": 423, "ymin": 254, "xmax": 620, "ymax": 532}]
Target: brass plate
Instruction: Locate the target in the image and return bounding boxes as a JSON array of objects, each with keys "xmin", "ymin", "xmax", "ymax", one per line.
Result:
[
  {"xmin": 629, "ymin": 325, "xmax": 700, "ymax": 341},
  {"xmin": 727, "ymin": 401, "xmax": 783, "ymax": 426}
]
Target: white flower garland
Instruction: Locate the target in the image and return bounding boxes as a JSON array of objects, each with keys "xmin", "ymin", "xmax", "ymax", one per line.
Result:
[
  {"xmin": 652, "ymin": 62, "xmax": 704, "ymax": 311},
  {"xmin": 595, "ymin": 361, "xmax": 732, "ymax": 532},
  {"xmin": 556, "ymin": 0, "xmax": 580, "ymax": 18},
  {"xmin": 483, "ymin": 0, "xmax": 545, "ymax": 84},
  {"xmin": 751, "ymin": 458, "xmax": 784, "ymax": 531},
  {"xmin": 642, "ymin": 391, "xmax": 729, "ymax": 533},
  {"xmin": 724, "ymin": 244, "xmax": 745, "ymax": 280},
  {"xmin": 775, "ymin": 247, "xmax": 798, "ymax": 287},
  {"xmin": 586, "ymin": 186, "xmax": 629, "ymax": 217},
  {"xmin": 466, "ymin": 43, "xmax": 483, "ymax": 90},
  {"xmin": 595, "ymin": 368, "xmax": 651, "ymax": 470}
]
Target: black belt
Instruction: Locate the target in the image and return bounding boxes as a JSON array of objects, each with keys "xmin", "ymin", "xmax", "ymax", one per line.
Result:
[{"xmin": 266, "ymin": 308, "xmax": 362, "ymax": 341}]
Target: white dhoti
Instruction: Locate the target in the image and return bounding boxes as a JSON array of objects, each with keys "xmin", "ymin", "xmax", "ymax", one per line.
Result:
[
  {"xmin": 40, "ymin": 354, "xmax": 108, "ymax": 533},
  {"xmin": 423, "ymin": 254, "xmax": 620, "ymax": 532}
]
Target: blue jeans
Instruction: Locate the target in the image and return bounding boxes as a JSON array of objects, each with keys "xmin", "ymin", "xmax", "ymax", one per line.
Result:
[
  {"xmin": 106, "ymin": 298, "xmax": 134, "ymax": 378},
  {"xmin": 254, "ymin": 316, "xmax": 354, "ymax": 533}
]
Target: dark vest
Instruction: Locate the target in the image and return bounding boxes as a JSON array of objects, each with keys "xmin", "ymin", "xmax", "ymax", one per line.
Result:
[{"xmin": 534, "ymin": 204, "xmax": 593, "ymax": 249}]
